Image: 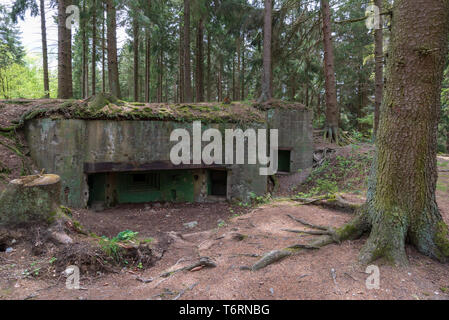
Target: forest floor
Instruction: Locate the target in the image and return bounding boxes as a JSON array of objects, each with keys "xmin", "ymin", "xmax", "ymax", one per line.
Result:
[{"xmin": 1, "ymin": 140, "xmax": 449, "ymax": 300}]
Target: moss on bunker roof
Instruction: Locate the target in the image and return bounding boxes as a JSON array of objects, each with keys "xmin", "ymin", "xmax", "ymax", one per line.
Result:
[{"xmin": 0, "ymin": 94, "xmax": 307, "ymax": 131}]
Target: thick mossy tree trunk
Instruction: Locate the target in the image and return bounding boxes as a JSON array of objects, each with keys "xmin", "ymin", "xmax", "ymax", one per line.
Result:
[
  {"xmin": 0, "ymin": 175, "xmax": 62, "ymax": 226},
  {"xmin": 359, "ymin": 0, "xmax": 449, "ymax": 265}
]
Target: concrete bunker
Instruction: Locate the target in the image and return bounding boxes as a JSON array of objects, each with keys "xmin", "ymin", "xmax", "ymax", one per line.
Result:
[{"xmin": 23, "ymin": 100, "xmax": 313, "ymax": 208}]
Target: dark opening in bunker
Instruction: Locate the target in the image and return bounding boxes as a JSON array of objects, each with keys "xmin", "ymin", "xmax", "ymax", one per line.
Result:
[
  {"xmin": 278, "ymin": 149, "xmax": 291, "ymax": 173},
  {"xmin": 209, "ymin": 170, "xmax": 227, "ymax": 196},
  {"xmin": 87, "ymin": 166, "xmax": 228, "ymax": 208}
]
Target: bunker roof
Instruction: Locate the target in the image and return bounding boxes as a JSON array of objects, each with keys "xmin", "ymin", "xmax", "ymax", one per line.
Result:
[{"xmin": 0, "ymin": 94, "xmax": 306, "ymax": 132}]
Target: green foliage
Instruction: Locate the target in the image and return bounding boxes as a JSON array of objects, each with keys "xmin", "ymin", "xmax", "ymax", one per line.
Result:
[
  {"xmin": 116, "ymin": 230, "xmax": 139, "ymax": 241},
  {"xmin": 439, "ymin": 65, "xmax": 449, "ymax": 153},
  {"xmin": 0, "ymin": 55, "xmax": 57, "ymax": 99},
  {"xmin": 249, "ymin": 191, "xmax": 271, "ymax": 206},
  {"xmin": 297, "ymin": 146, "xmax": 373, "ymax": 197},
  {"xmin": 99, "ymin": 230, "xmax": 139, "ymax": 261}
]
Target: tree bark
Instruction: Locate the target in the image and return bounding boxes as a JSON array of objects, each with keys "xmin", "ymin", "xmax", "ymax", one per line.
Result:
[
  {"xmin": 102, "ymin": 5, "xmax": 106, "ymax": 93},
  {"xmin": 106, "ymin": 0, "xmax": 121, "ymax": 98},
  {"xmin": 258, "ymin": 0, "xmax": 272, "ymax": 103},
  {"xmin": 183, "ymin": 0, "xmax": 192, "ymax": 102},
  {"xmin": 373, "ymin": 0, "xmax": 383, "ymax": 138},
  {"xmin": 195, "ymin": 18, "xmax": 204, "ymax": 102},
  {"xmin": 91, "ymin": 0, "xmax": 97, "ymax": 96},
  {"xmin": 40, "ymin": 0, "xmax": 50, "ymax": 98},
  {"xmin": 133, "ymin": 17, "xmax": 139, "ymax": 102},
  {"xmin": 241, "ymin": 35, "xmax": 245, "ymax": 101},
  {"xmin": 236, "ymin": 36, "xmax": 241, "ymax": 101},
  {"xmin": 57, "ymin": 0, "xmax": 73, "ymax": 99},
  {"xmin": 360, "ymin": 0, "xmax": 449, "ymax": 265},
  {"xmin": 321, "ymin": 0, "xmax": 338, "ymax": 142},
  {"xmin": 144, "ymin": 0, "xmax": 151, "ymax": 103},
  {"xmin": 206, "ymin": 30, "xmax": 211, "ymax": 102},
  {"xmin": 179, "ymin": 21, "xmax": 184, "ymax": 103},
  {"xmin": 218, "ymin": 57, "xmax": 223, "ymax": 102},
  {"xmin": 145, "ymin": 31, "xmax": 151, "ymax": 102},
  {"xmin": 81, "ymin": 0, "xmax": 88, "ymax": 99}
]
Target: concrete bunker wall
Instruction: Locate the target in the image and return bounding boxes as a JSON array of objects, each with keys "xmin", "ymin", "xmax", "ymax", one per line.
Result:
[
  {"xmin": 25, "ymin": 119, "xmax": 274, "ymax": 208},
  {"xmin": 267, "ymin": 108, "xmax": 314, "ymax": 173}
]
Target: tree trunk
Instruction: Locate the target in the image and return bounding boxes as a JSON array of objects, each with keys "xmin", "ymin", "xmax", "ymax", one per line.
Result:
[
  {"xmin": 241, "ymin": 35, "xmax": 245, "ymax": 101},
  {"xmin": 236, "ymin": 37, "xmax": 241, "ymax": 101},
  {"xmin": 195, "ymin": 18, "xmax": 204, "ymax": 102},
  {"xmin": 183, "ymin": 0, "xmax": 192, "ymax": 102},
  {"xmin": 157, "ymin": 50, "xmax": 163, "ymax": 103},
  {"xmin": 206, "ymin": 30, "xmax": 211, "ymax": 102},
  {"xmin": 106, "ymin": 0, "xmax": 121, "ymax": 98},
  {"xmin": 133, "ymin": 17, "xmax": 139, "ymax": 102},
  {"xmin": 57, "ymin": 0, "xmax": 73, "ymax": 99},
  {"xmin": 40, "ymin": 0, "xmax": 50, "ymax": 98},
  {"xmin": 321, "ymin": 0, "xmax": 338, "ymax": 142},
  {"xmin": 359, "ymin": 0, "xmax": 449, "ymax": 265},
  {"xmin": 145, "ymin": 31, "xmax": 151, "ymax": 102},
  {"xmin": 102, "ymin": 6, "xmax": 106, "ymax": 93},
  {"xmin": 373, "ymin": 0, "xmax": 383, "ymax": 138},
  {"xmin": 232, "ymin": 54, "xmax": 235, "ymax": 100},
  {"xmin": 258, "ymin": 0, "xmax": 272, "ymax": 103},
  {"xmin": 218, "ymin": 57, "xmax": 223, "ymax": 102},
  {"xmin": 145, "ymin": 0, "xmax": 152, "ymax": 103},
  {"xmin": 92, "ymin": 0, "xmax": 97, "ymax": 96},
  {"xmin": 82, "ymin": 0, "xmax": 88, "ymax": 99},
  {"xmin": 179, "ymin": 21, "xmax": 184, "ymax": 103}
]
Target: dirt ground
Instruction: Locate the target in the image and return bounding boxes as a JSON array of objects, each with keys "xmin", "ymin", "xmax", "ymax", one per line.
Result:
[
  {"xmin": 72, "ymin": 202, "xmax": 250, "ymax": 238},
  {"xmin": 1, "ymin": 155, "xmax": 449, "ymax": 300}
]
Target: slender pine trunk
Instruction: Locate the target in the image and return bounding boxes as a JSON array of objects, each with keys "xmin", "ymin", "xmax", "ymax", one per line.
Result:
[
  {"xmin": 106, "ymin": 0, "xmax": 120, "ymax": 98},
  {"xmin": 133, "ymin": 17, "xmax": 139, "ymax": 102},
  {"xmin": 57, "ymin": 0, "xmax": 73, "ymax": 99},
  {"xmin": 321, "ymin": 0, "xmax": 338, "ymax": 142},
  {"xmin": 40, "ymin": 0, "xmax": 50, "ymax": 98},
  {"xmin": 91, "ymin": 0, "xmax": 97, "ymax": 96},
  {"xmin": 258, "ymin": 0, "xmax": 272, "ymax": 103},
  {"xmin": 183, "ymin": 0, "xmax": 192, "ymax": 102},
  {"xmin": 206, "ymin": 30, "xmax": 211, "ymax": 102},
  {"xmin": 195, "ymin": 18, "xmax": 204, "ymax": 102}
]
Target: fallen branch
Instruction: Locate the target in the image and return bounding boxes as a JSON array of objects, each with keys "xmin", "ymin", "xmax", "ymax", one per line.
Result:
[{"xmin": 160, "ymin": 257, "xmax": 216, "ymax": 278}]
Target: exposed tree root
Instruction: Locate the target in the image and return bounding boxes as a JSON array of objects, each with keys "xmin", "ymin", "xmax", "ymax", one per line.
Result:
[
  {"xmin": 252, "ymin": 213, "xmax": 369, "ymax": 271},
  {"xmin": 286, "ymin": 214, "xmax": 329, "ymax": 230},
  {"xmin": 173, "ymin": 282, "xmax": 199, "ymax": 300},
  {"xmin": 291, "ymin": 193, "xmax": 362, "ymax": 212}
]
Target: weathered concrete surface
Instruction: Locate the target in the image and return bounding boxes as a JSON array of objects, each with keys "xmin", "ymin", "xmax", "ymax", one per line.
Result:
[
  {"xmin": 24, "ymin": 120, "xmax": 278, "ymax": 207},
  {"xmin": 267, "ymin": 108, "xmax": 314, "ymax": 173},
  {"xmin": 24, "ymin": 107, "xmax": 312, "ymax": 208}
]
